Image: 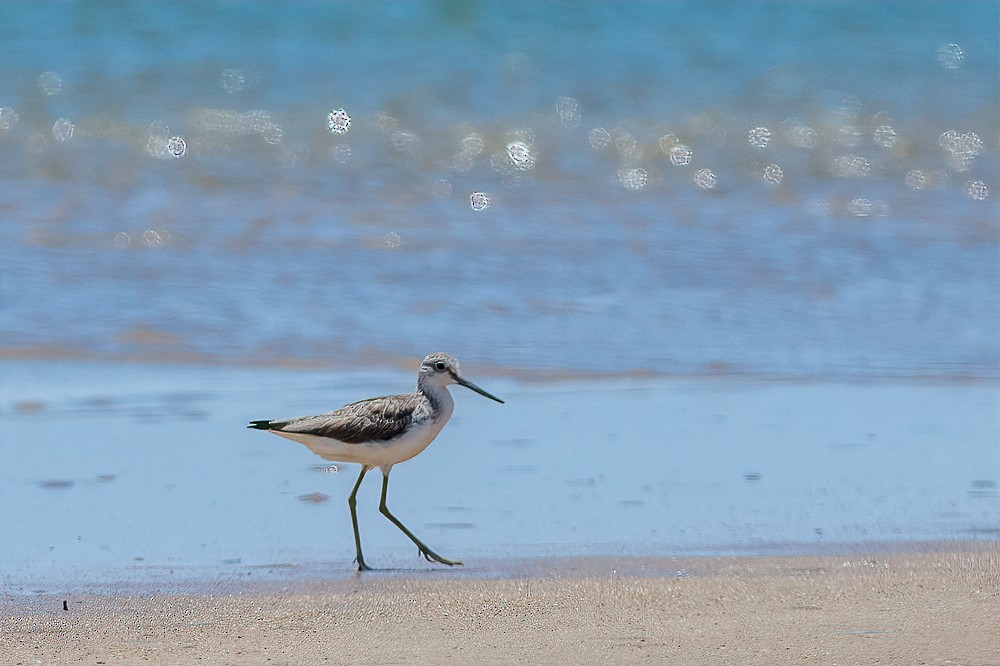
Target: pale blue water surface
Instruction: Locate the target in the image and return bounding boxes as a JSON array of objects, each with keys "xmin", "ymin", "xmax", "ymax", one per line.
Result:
[
  {"xmin": 0, "ymin": 2, "xmax": 997, "ymax": 588},
  {"xmin": 1, "ymin": 361, "xmax": 997, "ymax": 589}
]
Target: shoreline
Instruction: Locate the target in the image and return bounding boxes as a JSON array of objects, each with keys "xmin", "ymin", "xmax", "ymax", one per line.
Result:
[
  {"xmin": 4, "ymin": 543, "xmax": 998, "ymax": 665},
  {"xmin": 3, "ymin": 354, "xmax": 998, "ymax": 385},
  {"xmin": 4, "ymin": 537, "xmax": 997, "ymax": 597}
]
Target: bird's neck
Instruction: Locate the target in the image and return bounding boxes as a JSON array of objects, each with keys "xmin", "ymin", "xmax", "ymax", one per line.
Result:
[{"xmin": 418, "ymin": 380, "xmax": 455, "ymax": 419}]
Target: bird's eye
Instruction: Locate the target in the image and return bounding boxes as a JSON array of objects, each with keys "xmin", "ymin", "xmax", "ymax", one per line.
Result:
[{"xmin": 434, "ymin": 361, "xmax": 446, "ymax": 371}]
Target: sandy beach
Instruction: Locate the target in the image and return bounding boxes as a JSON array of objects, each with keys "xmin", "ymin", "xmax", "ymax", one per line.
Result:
[
  {"xmin": 3, "ymin": 364, "xmax": 998, "ymax": 663},
  {"xmin": 3, "ymin": 545, "xmax": 997, "ymax": 665}
]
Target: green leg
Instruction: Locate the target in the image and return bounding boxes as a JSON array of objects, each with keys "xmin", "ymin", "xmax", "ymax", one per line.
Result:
[
  {"xmin": 378, "ymin": 471, "xmax": 462, "ymax": 567},
  {"xmin": 348, "ymin": 466, "xmax": 373, "ymax": 571}
]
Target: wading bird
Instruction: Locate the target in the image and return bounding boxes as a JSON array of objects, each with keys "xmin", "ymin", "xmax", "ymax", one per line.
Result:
[{"xmin": 248, "ymin": 353, "xmax": 504, "ymax": 571}]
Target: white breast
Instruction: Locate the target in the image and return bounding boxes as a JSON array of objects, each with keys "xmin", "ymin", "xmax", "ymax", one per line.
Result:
[{"xmin": 272, "ymin": 401, "xmax": 454, "ymax": 469}]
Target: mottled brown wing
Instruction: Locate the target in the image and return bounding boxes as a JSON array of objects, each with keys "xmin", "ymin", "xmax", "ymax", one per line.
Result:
[{"xmin": 271, "ymin": 393, "xmax": 420, "ymax": 444}]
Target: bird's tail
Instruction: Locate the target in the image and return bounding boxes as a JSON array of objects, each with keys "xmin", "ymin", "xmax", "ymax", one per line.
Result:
[{"xmin": 247, "ymin": 420, "xmax": 274, "ymax": 430}]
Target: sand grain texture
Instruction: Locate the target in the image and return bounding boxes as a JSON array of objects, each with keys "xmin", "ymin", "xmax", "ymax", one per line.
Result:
[{"xmin": 3, "ymin": 548, "xmax": 998, "ymax": 665}]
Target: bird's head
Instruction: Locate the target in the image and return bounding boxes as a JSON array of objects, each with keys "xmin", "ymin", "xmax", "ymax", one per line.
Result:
[{"xmin": 419, "ymin": 352, "xmax": 504, "ymax": 403}]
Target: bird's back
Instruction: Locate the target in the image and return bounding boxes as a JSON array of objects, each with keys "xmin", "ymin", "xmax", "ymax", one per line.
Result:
[{"xmin": 250, "ymin": 391, "xmax": 451, "ymax": 467}]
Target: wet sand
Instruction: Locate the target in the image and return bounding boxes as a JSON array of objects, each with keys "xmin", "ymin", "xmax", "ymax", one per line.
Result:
[
  {"xmin": 4, "ymin": 545, "xmax": 997, "ymax": 665},
  {"xmin": 4, "ymin": 361, "xmax": 998, "ymax": 580},
  {"xmin": 3, "ymin": 362, "xmax": 998, "ymax": 663}
]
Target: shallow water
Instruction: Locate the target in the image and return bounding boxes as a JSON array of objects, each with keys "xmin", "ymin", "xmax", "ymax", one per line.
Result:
[
  {"xmin": 1, "ymin": 361, "xmax": 996, "ymax": 587},
  {"xmin": 0, "ymin": 2, "xmax": 997, "ymax": 380},
  {"xmin": 1, "ymin": 3, "xmax": 998, "ymax": 588}
]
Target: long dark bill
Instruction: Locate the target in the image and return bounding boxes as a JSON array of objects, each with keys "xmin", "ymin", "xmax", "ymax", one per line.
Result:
[{"xmin": 455, "ymin": 376, "xmax": 504, "ymax": 403}]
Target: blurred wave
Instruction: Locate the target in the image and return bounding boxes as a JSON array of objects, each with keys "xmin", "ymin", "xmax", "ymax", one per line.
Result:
[{"xmin": 0, "ymin": 1, "xmax": 996, "ymax": 379}]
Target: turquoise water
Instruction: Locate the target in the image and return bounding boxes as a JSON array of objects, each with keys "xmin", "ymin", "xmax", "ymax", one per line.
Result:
[
  {"xmin": 0, "ymin": 3, "xmax": 998, "ymax": 586},
  {"xmin": 0, "ymin": 1, "xmax": 996, "ymax": 379}
]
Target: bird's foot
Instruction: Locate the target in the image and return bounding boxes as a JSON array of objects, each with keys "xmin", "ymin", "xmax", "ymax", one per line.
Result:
[
  {"xmin": 419, "ymin": 548, "xmax": 463, "ymax": 567},
  {"xmin": 354, "ymin": 557, "xmax": 374, "ymax": 572}
]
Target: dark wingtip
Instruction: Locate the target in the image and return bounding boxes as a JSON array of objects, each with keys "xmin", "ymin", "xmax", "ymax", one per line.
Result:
[{"xmin": 247, "ymin": 420, "xmax": 274, "ymax": 430}]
